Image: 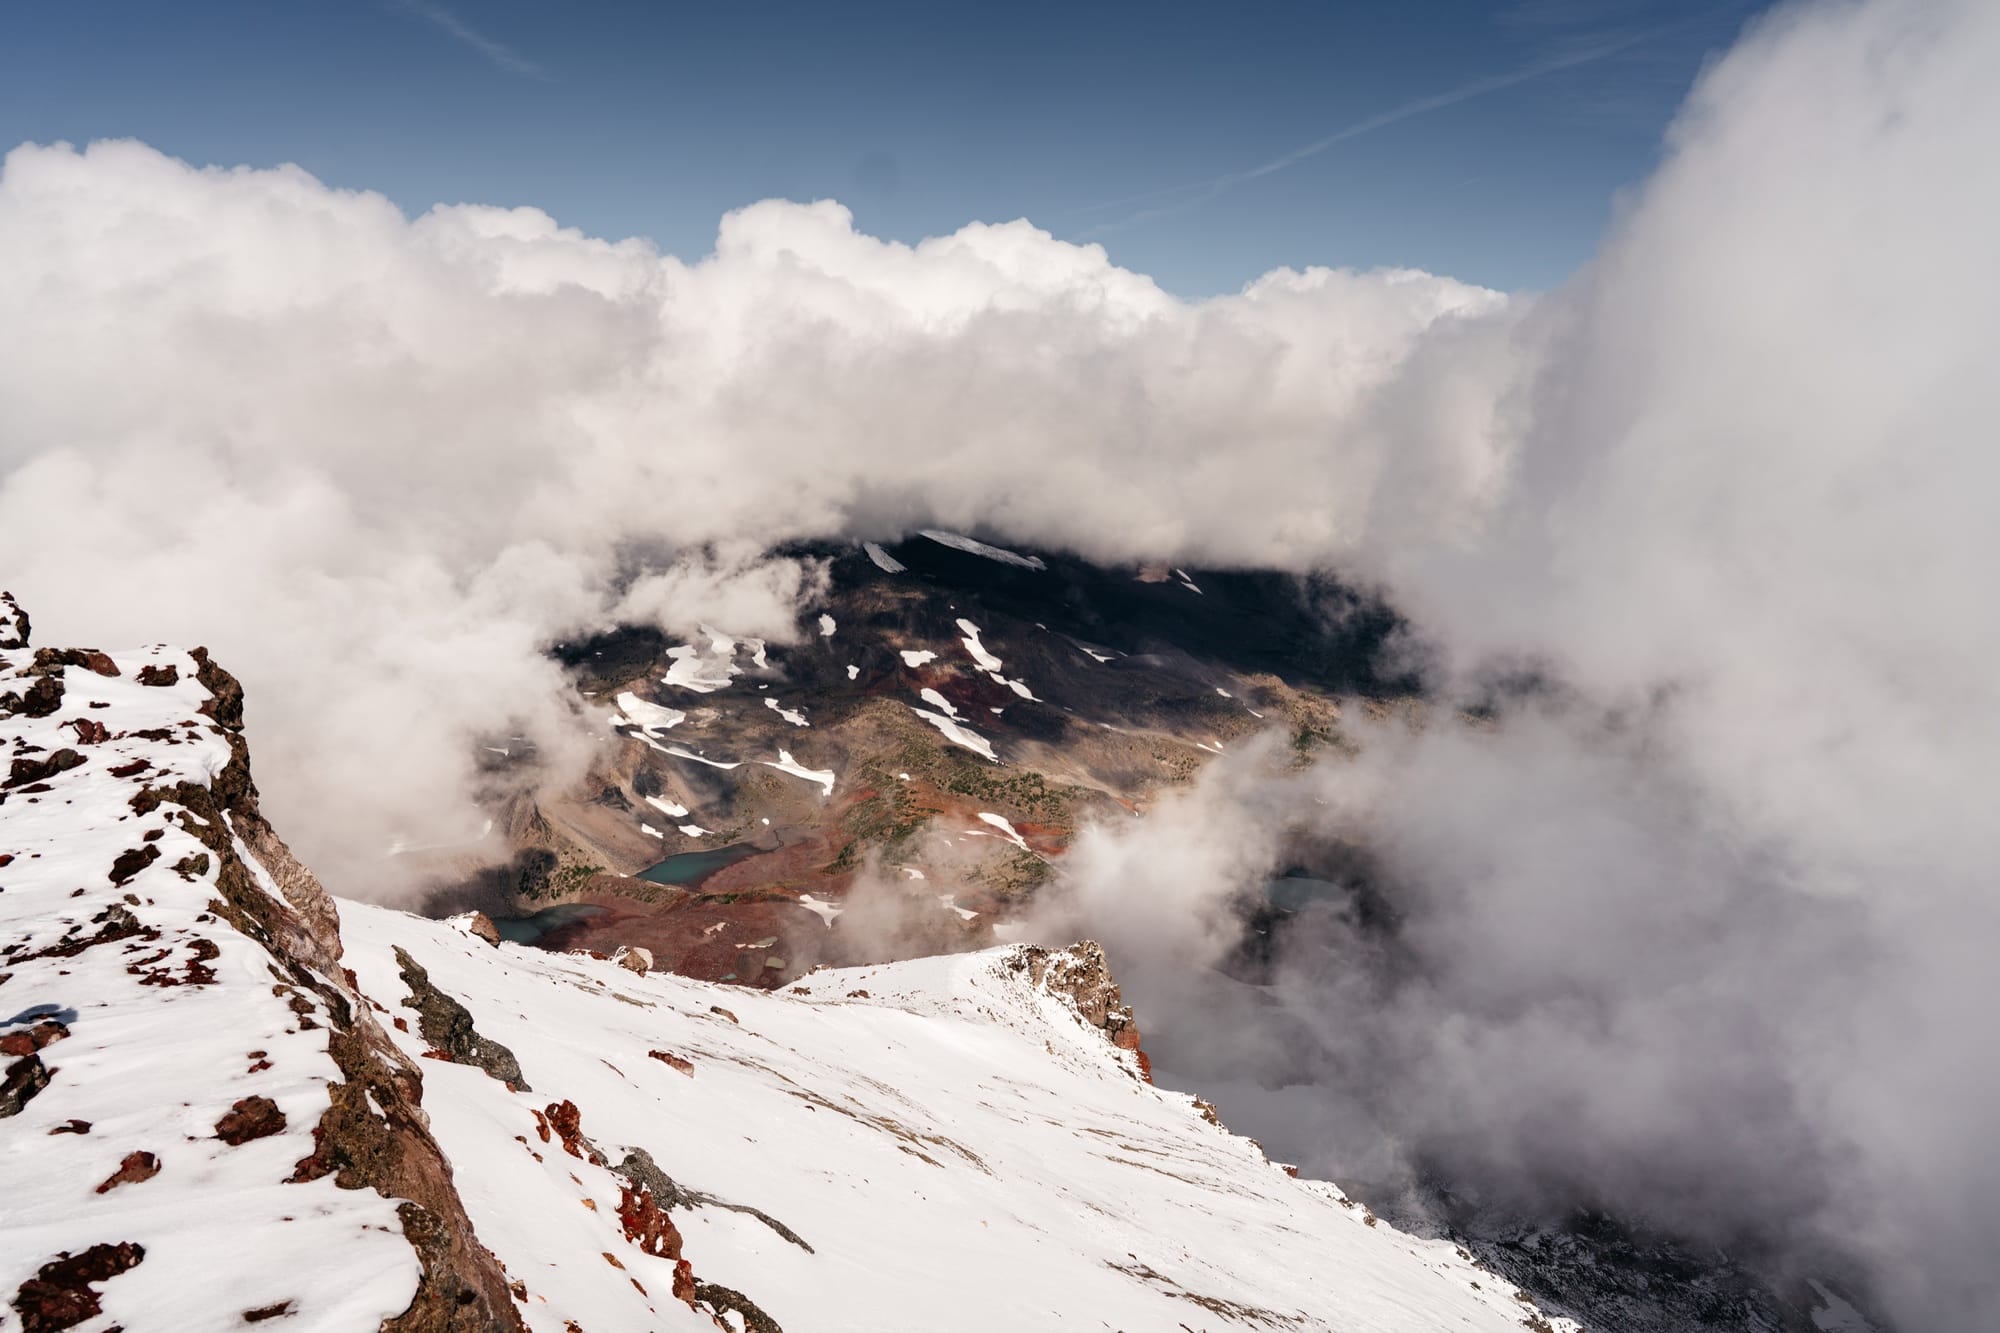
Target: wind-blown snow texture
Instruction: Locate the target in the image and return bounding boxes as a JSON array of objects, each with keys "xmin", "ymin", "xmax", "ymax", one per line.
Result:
[
  {"xmin": 344, "ymin": 908, "xmax": 1568, "ymax": 1332},
  {"xmin": 2, "ymin": 618, "xmax": 1570, "ymax": 1331}
]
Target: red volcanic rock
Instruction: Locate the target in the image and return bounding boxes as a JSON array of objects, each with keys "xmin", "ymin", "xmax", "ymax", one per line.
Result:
[
  {"xmin": 106, "ymin": 843, "xmax": 159, "ymax": 885},
  {"xmin": 11, "ymin": 1241, "xmax": 145, "ymax": 1333},
  {"xmin": 131, "ymin": 936, "xmax": 219, "ymax": 988},
  {"xmin": 544, "ymin": 1100, "xmax": 587, "ymax": 1159},
  {"xmin": 135, "ymin": 664, "xmax": 178, "ymax": 687},
  {"xmin": 61, "ymin": 719, "xmax": 110, "ymax": 746},
  {"xmin": 615, "ymin": 1184, "xmax": 685, "ymax": 1260},
  {"xmin": 107, "ymin": 757, "xmax": 150, "ymax": 779},
  {"xmin": 214, "ymin": 1096, "xmax": 286, "ymax": 1146},
  {"xmin": 6, "ymin": 749, "xmax": 84, "ymax": 790},
  {"xmin": 33, "ymin": 648, "xmax": 119, "ymax": 678},
  {"xmin": 465, "ymin": 912, "xmax": 501, "ymax": 947},
  {"xmin": 93, "ymin": 1151, "xmax": 161, "ymax": 1194},
  {"xmin": 0, "ymin": 1019, "xmax": 68, "ymax": 1058}
]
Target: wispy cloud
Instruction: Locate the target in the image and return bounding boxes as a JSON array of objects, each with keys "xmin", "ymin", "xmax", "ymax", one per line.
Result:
[
  {"xmin": 396, "ymin": 0, "xmax": 547, "ymax": 80},
  {"xmin": 1077, "ymin": 29, "xmax": 1656, "ymax": 236}
]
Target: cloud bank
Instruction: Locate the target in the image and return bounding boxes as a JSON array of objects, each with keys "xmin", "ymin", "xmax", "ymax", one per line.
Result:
[
  {"xmin": 2, "ymin": 0, "xmax": 1995, "ymax": 1325},
  {"xmin": 0, "ymin": 130, "xmax": 1501, "ymax": 890},
  {"xmin": 1032, "ymin": 1, "xmax": 2000, "ymax": 1327}
]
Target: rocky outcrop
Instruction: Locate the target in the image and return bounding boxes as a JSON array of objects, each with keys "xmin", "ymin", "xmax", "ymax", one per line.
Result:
[
  {"xmin": 1009, "ymin": 940, "xmax": 1146, "ymax": 1057},
  {"xmin": 393, "ymin": 946, "xmax": 530, "ymax": 1091},
  {"xmin": 157, "ymin": 653, "xmax": 525, "ymax": 1331},
  {"xmin": 11, "ymin": 1242, "xmax": 145, "ymax": 1332},
  {"xmin": 1, "ymin": 607, "xmax": 525, "ymax": 1332},
  {"xmin": 0, "ymin": 591, "xmax": 28, "ymax": 651}
]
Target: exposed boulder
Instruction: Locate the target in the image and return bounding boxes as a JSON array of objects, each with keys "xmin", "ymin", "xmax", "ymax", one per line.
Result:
[
  {"xmin": 10, "ymin": 1241, "xmax": 144, "ymax": 1333},
  {"xmin": 1008, "ymin": 940, "xmax": 1145, "ymax": 1054},
  {"xmin": 395, "ymin": 947, "xmax": 530, "ymax": 1090},
  {"xmin": 93, "ymin": 1151, "xmax": 161, "ymax": 1194},
  {"xmin": 32, "ymin": 648, "xmax": 119, "ymax": 678},
  {"xmin": 215, "ymin": 1096, "xmax": 288, "ymax": 1145},
  {"xmin": 0, "ymin": 590, "xmax": 28, "ymax": 649}
]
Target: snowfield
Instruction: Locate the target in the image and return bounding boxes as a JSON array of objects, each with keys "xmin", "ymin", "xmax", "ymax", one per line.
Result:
[
  {"xmin": 910, "ymin": 704, "xmax": 999, "ymax": 762},
  {"xmin": 762, "ymin": 749, "xmax": 835, "ymax": 794},
  {"xmin": 2, "ymin": 612, "xmax": 1575, "ymax": 1332},
  {"xmin": 862, "ymin": 541, "xmax": 907, "ymax": 574},
  {"xmin": 614, "ymin": 690, "xmax": 687, "ymax": 734},
  {"xmin": 917, "ymin": 529, "xmax": 1047, "ymax": 571},
  {"xmin": 339, "ymin": 907, "xmax": 1572, "ymax": 1333}
]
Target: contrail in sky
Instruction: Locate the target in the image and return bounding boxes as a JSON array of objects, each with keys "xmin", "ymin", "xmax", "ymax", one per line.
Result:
[
  {"xmin": 1077, "ymin": 28, "xmax": 1657, "ymax": 236},
  {"xmin": 396, "ymin": 0, "xmax": 548, "ymax": 80}
]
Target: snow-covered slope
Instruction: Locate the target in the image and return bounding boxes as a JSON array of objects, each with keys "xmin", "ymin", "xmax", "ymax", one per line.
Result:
[
  {"xmin": 341, "ymin": 911, "xmax": 1573, "ymax": 1332},
  {"xmin": 0, "ymin": 602, "xmax": 517, "ymax": 1331},
  {"xmin": 3, "ymin": 600, "xmax": 1571, "ymax": 1331}
]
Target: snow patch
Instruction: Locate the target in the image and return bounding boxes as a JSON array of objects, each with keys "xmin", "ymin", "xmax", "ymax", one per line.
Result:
[
  {"xmin": 763, "ymin": 749, "xmax": 835, "ymax": 794},
  {"xmin": 863, "ymin": 540, "xmax": 907, "ymax": 573},
  {"xmin": 662, "ymin": 745, "xmax": 740, "ymax": 770},
  {"xmin": 662, "ymin": 632, "xmax": 740, "ymax": 692},
  {"xmin": 899, "ymin": 649, "xmax": 938, "ymax": 668},
  {"xmin": 917, "ymin": 529, "xmax": 1046, "ymax": 570},
  {"xmin": 910, "ymin": 706, "xmax": 998, "ymax": 762},
  {"xmin": 818, "ymin": 614, "xmax": 836, "ymax": 637},
  {"xmin": 798, "ymin": 894, "xmax": 843, "ymax": 926},
  {"xmin": 614, "ymin": 690, "xmax": 686, "ymax": 733},
  {"xmin": 975, "ymin": 813, "xmax": 1031, "ymax": 852},
  {"xmin": 764, "ymin": 697, "xmax": 809, "ymax": 727},
  {"xmin": 957, "ymin": 619, "xmax": 1004, "ymax": 673},
  {"xmin": 956, "ymin": 619, "xmax": 1039, "ymax": 700}
]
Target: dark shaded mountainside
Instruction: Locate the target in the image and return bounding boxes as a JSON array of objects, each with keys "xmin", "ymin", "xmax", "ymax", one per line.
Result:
[
  {"xmin": 0, "ymin": 589, "xmax": 1571, "ymax": 1333},
  {"xmin": 433, "ymin": 534, "xmax": 1880, "ymax": 1333}
]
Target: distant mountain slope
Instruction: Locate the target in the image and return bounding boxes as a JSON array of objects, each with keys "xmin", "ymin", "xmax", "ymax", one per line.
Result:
[
  {"xmin": 468, "ymin": 537, "xmax": 1386, "ymax": 982},
  {"xmin": 2, "ymin": 597, "xmax": 1570, "ymax": 1330}
]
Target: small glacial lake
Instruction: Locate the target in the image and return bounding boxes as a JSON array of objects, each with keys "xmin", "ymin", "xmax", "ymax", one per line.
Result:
[
  {"xmin": 636, "ymin": 842, "xmax": 763, "ymax": 887},
  {"xmin": 494, "ymin": 903, "xmax": 607, "ymax": 944}
]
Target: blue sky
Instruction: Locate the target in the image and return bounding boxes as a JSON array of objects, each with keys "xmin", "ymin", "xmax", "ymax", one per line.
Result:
[{"xmin": 0, "ymin": 0, "xmax": 1768, "ymax": 296}]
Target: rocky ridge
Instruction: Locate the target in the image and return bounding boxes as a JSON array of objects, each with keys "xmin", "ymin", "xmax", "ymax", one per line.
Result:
[{"xmin": 1, "ymin": 593, "xmax": 1572, "ymax": 1331}]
